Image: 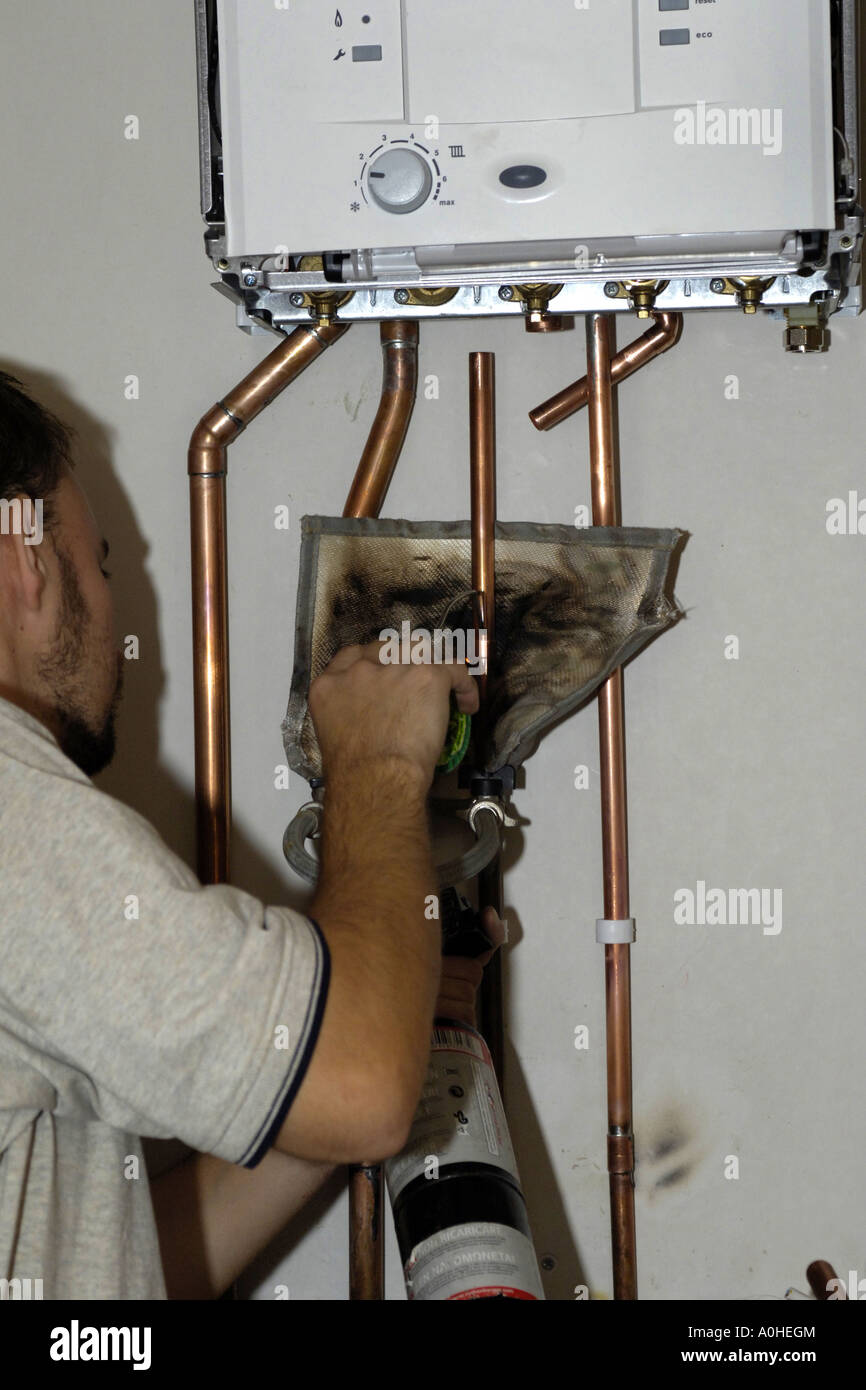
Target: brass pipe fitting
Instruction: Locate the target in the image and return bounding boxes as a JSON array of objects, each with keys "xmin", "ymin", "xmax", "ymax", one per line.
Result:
[
  {"xmin": 505, "ymin": 282, "xmax": 573, "ymax": 332},
  {"xmin": 710, "ymin": 275, "xmax": 776, "ymax": 314},
  {"xmin": 603, "ymin": 279, "xmax": 670, "ymax": 318}
]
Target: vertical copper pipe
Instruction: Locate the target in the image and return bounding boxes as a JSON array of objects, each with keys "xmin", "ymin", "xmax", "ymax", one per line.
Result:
[
  {"xmin": 529, "ymin": 312, "xmax": 682, "ymax": 432},
  {"xmin": 586, "ymin": 312, "xmax": 637, "ymax": 1301},
  {"xmin": 345, "ymin": 320, "xmax": 420, "ymax": 1300},
  {"xmin": 807, "ymin": 1260, "xmax": 844, "ymax": 1300},
  {"xmin": 468, "ymin": 352, "xmax": 504, "ymax": 1083},
  {"xmin": 343, "ymin": 321, "xmax": 419, "ymax": 518},
  {"xmin": 188, "ymin": 322, "xmax": 349, "ymax": 885},
  {"xmin": 189, "ymin": 474, "xmax": 230, "ymax": 883},
  {"xmin": 349, "ymin": 1164, "xmax": 384, "ymax": 1301},
  {"xmin": 469, "ymin": 353, "xmax": 496, "ymax": 730}
]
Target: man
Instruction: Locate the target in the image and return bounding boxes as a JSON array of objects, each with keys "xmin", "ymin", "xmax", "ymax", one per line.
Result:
[{"xmin": 0, "ymin": 371, "xmax": 502, "ymax": 1299}]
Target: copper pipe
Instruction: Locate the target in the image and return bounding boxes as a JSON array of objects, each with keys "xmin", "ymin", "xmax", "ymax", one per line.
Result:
[
  {"xmin": 348, "ymin": 1164, "xmax": 384, "ymax": 1300},
  {"xmin": 529, "ymin": 311, "xmax": 682, "ymax": 431},
  {"xmin": 477, "ymin": 861, "xmax": 505, "ymax": 1085},
  {"xmin": 343, "ymin": 321, "xmax": 419, "ymax": 518},
  {"xmin": 345, "ymin": 320, "xmax": 420, "ymax": 1300},
  {"xmin": 807, "ymin": 1260, "xmax": 844, "ymax": 1300},
  {"xmin": 586, "ymin": 313, "xmax": 637, "ymax": 1300},
  {"xmin": 469, "ymin": 353, "xmax": 496, "ymax": 726},
  {"xmin": 188, "ymin": 320, "xmax": 349, "ymax": 884},
  {"xmin": 468, "ymin": 351, "xmax": 503, "ymax": 1080},
  {"xmin": 189, "ymin": 474, "xmax": 230, "ymax": 884}
]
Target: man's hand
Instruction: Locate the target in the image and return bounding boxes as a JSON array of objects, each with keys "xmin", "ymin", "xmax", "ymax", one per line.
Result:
[
  {"xmin": 435, "ymin": 907, "xmax": 507, "ymax": 1028},
  {"xmin": 308, "ymin": 640, "xmax": 479, "ymax": 792}
]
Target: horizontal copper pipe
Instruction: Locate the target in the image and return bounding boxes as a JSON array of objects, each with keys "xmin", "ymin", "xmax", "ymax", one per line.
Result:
[
  {"xmin": 529, "ymin": 311, "xmax": 682, "ymax": 431},
  {"xmin": 343, "ymin": 321, "xmax": 419, "ymax": 518},
  {"xmin": 188, "ymin": 322, "xmax": 350, "ymax": 884}
]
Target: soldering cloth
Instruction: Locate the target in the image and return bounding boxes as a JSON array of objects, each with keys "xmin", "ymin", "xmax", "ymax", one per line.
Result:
[{"xmin": 282, "ymin": 515, "xmax": 684, "ymax": 778}]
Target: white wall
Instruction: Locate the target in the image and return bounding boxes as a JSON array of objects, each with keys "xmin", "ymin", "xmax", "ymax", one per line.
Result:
[{"xmin": 2, "ymin": 1, "xmax": 863, "ymax": 1301}]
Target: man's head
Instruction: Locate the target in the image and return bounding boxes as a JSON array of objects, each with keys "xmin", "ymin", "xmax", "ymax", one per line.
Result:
[{"xmin": 0, "ymin": 371, "xmax": 123, "ymax": 776}]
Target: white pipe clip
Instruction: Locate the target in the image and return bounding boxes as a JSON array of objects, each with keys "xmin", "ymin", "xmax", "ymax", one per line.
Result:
[{"xmin": 596, "ymin": 918, "xmax": 636, "ymax": 944}]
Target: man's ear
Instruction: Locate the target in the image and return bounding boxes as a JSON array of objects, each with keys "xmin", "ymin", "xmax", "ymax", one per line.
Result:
[{"xmin": 0, "ymin": 512, "xmax": 50, "ymax": 613}]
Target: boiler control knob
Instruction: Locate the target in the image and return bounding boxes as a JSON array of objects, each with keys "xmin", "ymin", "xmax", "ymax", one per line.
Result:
[{"xmin": 366, "ymin": 147, "xmax": 433, "ymax": 214}]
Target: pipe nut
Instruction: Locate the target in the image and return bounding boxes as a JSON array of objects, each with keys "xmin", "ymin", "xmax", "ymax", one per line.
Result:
[
  {"xmin": 785, "ymin": 323, "xmax": 830, "ymax": 354},
  {"xmin": 467, "ymin": 797, "xmax": 518, "ymax": 832}
]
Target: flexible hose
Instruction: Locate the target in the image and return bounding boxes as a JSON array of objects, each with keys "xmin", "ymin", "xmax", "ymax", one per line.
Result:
[
  {"xmin": 434, "ymin": 808, "xmax": 501, "ymax": 887},
  {"xmin": 283, "ymin": 801, "xmax": 501, "ymax": 888},
  {"xmin": 282, "ymin": 803, "xmax": 323, "ymax": 884}
]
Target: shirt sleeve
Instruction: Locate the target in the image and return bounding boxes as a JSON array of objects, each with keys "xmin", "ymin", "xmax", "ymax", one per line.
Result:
[{"xmin": 0, "ymin": 773, "xmax": 330, "ymax": 1169}]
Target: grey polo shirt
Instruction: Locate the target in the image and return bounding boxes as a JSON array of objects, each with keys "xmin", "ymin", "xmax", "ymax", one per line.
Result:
[{"xmin": 0, "ymin": 695, "xmax": 329, "ymax": 1299}]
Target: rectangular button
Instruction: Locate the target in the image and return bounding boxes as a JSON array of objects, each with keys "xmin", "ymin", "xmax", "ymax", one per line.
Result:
[
  {"xmin": 352, "ymin": 45, "xmax": 383, "ymax": 62},
  {"xmin": 659, "ymin": 0, "xmax": 689, "ymax": 11},
  {"xmin": 659, "ymin": 28, "xmax": 690, "ymax": 45}
]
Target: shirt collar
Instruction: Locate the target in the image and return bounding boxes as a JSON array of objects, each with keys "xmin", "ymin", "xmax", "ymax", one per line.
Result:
[{"xmin": 0, "ymin": 692, "xmax": 63, "ymax": 748}]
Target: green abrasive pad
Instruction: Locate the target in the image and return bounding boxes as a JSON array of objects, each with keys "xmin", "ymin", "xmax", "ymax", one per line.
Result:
[{"xmin": 436, "ymin": 696, "xmax": 472, "ymax": 775}]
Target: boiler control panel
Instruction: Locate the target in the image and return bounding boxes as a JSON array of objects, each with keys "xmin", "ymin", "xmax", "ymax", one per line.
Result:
[{"xmin": 212, "ymin": 0, "xmax": 834, "ymax": 263}]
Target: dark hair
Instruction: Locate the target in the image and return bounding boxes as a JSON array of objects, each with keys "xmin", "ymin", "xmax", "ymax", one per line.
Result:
[{"xmin": 0, "ymin": 370, "xmax": 75, "ymax": 534}]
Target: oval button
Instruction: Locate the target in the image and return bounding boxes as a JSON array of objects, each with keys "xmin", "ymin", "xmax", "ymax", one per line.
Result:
[{"xmin": 499, "ymin": 164, "xmax": 547, "ymax": 189}]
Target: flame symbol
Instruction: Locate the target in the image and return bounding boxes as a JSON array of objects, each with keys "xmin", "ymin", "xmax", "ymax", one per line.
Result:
[{"xmin": 335, "ymin": 9, "xmax": 343, "ymax": 25}]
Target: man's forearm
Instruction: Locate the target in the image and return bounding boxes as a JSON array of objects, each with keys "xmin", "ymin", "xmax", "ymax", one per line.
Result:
[
  {"xmin": 309, "ymin": 755, "xmax": 442, "ymax": 1121},
  {"xmin": 150, "ymin": 1148, "xmax": 338, "ymax": 1299}
]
